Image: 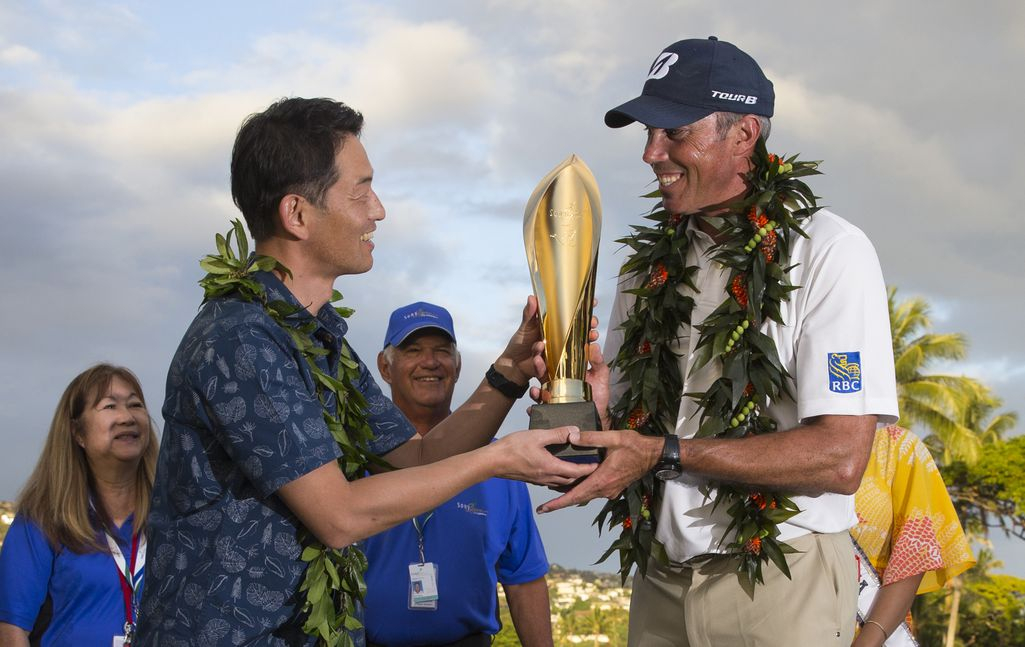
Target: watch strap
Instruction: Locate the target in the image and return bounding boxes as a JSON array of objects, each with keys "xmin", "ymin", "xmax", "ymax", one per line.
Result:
[
  {"xmin": 485, "ymin": 364, "xmax": 528, "ymax": 399},
  {"xmin": 654, "ymin": 435, "xmax": 682, "ymax": 480},
  {"xmin": 660, "ymin": 435, "xmax": 681, "ymax": 465}
]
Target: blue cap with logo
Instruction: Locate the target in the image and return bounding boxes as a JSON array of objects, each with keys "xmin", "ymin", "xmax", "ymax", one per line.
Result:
[
  {"xmin": 605, "ymin": 36, "xmax": 774, "ymax": 129},
  {"xmin": 383, "ymin": 302, "xmax": 457, "ymax": 349}
]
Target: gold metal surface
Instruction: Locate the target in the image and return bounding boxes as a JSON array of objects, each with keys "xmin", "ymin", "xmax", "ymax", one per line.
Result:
[{"xmin": 523, "ymin": 155, "xmax": 601, "ymax": 404}]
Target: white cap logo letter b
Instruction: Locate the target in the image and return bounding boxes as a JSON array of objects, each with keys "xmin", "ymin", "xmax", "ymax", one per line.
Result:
[{"xmin": 647, "ymin": 52, "xmax": 679, "ymax": 80}]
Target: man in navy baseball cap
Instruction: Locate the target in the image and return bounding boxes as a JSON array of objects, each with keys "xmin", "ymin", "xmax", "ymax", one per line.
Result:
[
  {"xmin": 539, "ymin": 36, "xmax": 897, "ymax": 647},
  {"xmin": 600, "ymin": 37, "xmax": 777, "ymax": 221},
  {"xmin": 605, "ymin": 36, "xmax": 774, "ymax": 129}
]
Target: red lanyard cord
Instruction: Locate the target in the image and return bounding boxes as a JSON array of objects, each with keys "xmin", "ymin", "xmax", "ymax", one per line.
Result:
[{"xmin": 114, "ymin": 532, "xmax": 140, "ymax": 625}]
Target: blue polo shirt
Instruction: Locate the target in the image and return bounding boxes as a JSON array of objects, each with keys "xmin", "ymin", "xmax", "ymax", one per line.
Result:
[
  {"xmin": 362, "ymin": 477, "xmax": 548, "ymax": 645},
  {"xmin": 138, "ymin": 271, "xmax": 415, "ymax": 646},
  {"xmin": 0, "ymin": 513, "xmax": 140, "ymax": 646}
]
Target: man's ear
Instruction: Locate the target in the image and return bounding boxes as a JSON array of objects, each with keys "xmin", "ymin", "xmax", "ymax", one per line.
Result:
[
  {"xmin": 275, "ymin": 194, "xmax": 310, "ymax": 241},
  {"xmin": 732, "ymin": 114, "xmax": 762, "ymax": 158},
  {"xmin": 377, "ymin": 351, "xmax": 393, "ymax": 385}
]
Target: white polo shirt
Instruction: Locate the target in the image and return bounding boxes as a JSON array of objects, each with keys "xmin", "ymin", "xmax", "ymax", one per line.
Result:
[{"xmin": 605, "ymin": 209, "xmax": 898, "ymax": 563}]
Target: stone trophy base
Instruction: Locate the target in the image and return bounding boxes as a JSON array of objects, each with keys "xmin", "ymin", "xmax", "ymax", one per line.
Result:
[{"xmin": 529, "ymin": 401, "xmax": 602, "ymax": 464}]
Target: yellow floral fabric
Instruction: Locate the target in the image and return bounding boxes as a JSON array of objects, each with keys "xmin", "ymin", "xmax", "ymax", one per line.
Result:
[{"xmin": 853, "ymin": 425, "xmax": 975, "ymax": 593}]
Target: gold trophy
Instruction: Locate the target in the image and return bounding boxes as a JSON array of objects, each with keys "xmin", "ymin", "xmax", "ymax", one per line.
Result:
[{"xmin": 524, "ymin": 155, "xmax": 602, "ymax": 461}]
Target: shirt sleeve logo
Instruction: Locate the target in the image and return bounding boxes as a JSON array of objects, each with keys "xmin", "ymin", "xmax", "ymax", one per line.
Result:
[{"xmin": 828, "ymin": 352, "xmax": 862, "ymax": 393}]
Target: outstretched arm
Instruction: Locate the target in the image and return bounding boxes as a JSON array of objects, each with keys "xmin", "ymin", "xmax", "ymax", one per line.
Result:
[
  {"xmin": 280, "ymin": 426, "xmax": 595, "ymax": 548},
  {"xmin": 538, "ymin": 414, "xmax": 876, "ymax": 512}
]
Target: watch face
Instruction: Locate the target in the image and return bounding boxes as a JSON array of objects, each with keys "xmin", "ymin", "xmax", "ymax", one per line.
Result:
[{"xmin": 655, "ymin": 466, "xmax": 682, "ymax": 481}]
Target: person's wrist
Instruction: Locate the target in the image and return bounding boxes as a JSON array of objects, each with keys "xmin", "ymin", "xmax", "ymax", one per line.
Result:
[
  {"xmin": 652, "ymin": 434, "xmax": 684, "ymax": 480},
  {"xmin": 492, "ymin": 357, "xmax": 530, "ymax": 390},
  {"xmin": 487, "ymin": 362, "xmax": 529, "ymax": 399},
  {"xmin": 482, "ymin": 439, "xmax": 507, "ymax": 476},
  {"xmin": 863, "ymin": 619, "xmax": 888, "ymax": 642},
  {"xmin": 646, "ymin": 434, "xmax": 665, "ymax": 470}
]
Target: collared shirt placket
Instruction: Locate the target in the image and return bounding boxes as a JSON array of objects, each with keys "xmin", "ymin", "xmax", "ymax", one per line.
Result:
[{"xmin": 674, "ymin": 227, "xmax": 729, "ymax": 440}]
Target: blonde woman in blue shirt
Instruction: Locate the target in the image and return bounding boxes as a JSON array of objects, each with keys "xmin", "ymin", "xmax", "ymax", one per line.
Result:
[{"xmin": 0, "ymin": 364, "xmax": 158, "ymax": 646}]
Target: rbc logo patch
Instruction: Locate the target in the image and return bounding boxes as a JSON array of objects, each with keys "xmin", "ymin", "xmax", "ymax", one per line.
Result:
[{"xmin": 828, "ymin": 352, "xmax": 862, "ymax": 393}]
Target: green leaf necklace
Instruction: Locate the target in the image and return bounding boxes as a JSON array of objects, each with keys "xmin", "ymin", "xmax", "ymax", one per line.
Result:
[
  {"xmin": 596, "ymin": 139, "xmax": 822, "ymax": 587},
  {"xmin": 199, "ymin": 220, "xmax": 382, "ymax": 647}
]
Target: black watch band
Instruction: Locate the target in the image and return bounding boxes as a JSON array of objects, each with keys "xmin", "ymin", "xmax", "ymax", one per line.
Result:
[
  {"xmin": 654, "ymin": 435, "xmax": 683, "ymax": 481},
  {"xmin": 486, "ymin": 364, "xmax": 529, "ymax": 399}
]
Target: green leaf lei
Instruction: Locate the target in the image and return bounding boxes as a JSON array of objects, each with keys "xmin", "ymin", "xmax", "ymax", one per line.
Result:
[
  {"xmin": 595, "ymin": 138, "xmax": 822, "ymax": 587},
  {"xmin": 199, "ymin": 220, "xmax": 385, "ymax": 647}
]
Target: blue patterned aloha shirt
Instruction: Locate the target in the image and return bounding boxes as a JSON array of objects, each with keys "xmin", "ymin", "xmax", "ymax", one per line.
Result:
[{"xmin": 138, "ymin": 271, "xmax": 415, "ymax": 646}]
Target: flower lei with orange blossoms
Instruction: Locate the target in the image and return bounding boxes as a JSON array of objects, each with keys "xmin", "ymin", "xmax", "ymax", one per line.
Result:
[{"xmin": 595, "ymin": 138, "xmax": 821, "ymax": 586}]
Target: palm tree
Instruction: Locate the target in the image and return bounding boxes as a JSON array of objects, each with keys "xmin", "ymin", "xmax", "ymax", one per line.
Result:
[
  {"xmin": 940, "ymin": 387, "xmax": 1020, "ymax": 544},
  {"xmin": 961, "ymin": 387, "xmax": 1018, "ymax": 446},
  {"xmin": 889, "ymin": 287, "xmax": 985, "ymax": 463},
  {"xmin": 945, "ymin": 548, "xmax": 1003, "ymax": 647}
]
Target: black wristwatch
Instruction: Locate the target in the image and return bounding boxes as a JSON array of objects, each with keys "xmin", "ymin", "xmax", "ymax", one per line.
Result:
[
  {"xmin": 485, "ymin": 364, "xmax": 529, "ymax": 399},
  {"xmin": 654, "ymin": 435, "xmax": 683, "ymax": 481}
]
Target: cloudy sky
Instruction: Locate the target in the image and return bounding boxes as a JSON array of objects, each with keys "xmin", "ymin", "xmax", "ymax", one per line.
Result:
[{"xmin": 1, "ymin": 1, "xmax": 1022, "ymax": 576}]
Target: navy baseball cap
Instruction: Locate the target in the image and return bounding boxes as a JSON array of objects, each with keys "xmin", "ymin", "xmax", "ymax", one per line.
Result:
[
  {"xmin": 605, "ymin": 36, "xmax": 774, "ymax": 129},
  {"xmin": 383, "ymin": 302, "xmax": 456, "ymax": 349}
]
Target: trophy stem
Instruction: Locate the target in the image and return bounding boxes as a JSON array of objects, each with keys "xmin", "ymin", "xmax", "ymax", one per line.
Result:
[{"xmin": 544, "ymin": 379, "xmax": 591, "ymax": 404}]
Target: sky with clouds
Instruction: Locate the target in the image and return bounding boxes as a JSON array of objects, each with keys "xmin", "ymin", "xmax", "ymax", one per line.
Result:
[{"xmin": 1, "ymin": 0, "xmax": 1023, "ymax": 575}]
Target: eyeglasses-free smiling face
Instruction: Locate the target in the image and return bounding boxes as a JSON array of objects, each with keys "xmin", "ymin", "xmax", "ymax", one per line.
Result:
[
  {"xmin": 304, "ymin": 134, "xmax": 386, "ymax": 278},
  {"xmin": 381, "ymin": 330, "xmax": 461, "ymax": 419},
  {"xmin": 642, "ymin": 114, "xmax": 750, "ymax": 218},
  {"xmin": 75, "ymin": 375, "xmax": 151, "ymax": 465}
]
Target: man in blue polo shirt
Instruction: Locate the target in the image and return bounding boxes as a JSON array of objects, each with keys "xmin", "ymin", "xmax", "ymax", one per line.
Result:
[{"xmin": 364, "ymin": 302, "xmax": 553, "ymax": 647}]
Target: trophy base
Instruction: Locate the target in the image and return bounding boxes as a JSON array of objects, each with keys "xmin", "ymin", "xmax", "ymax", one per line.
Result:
[{"xmin": 529, "ymin": 401, "xmax": 602, "ymax": 463}]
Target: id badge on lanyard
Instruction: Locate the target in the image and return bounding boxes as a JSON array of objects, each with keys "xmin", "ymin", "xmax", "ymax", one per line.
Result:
[
  {"xmin": 107, "ymin": 530, "xmax": 146, "ymax": 647},
  {"xmin": 409, "ymin": 512, "xmax": 439, "ymax": 610}
]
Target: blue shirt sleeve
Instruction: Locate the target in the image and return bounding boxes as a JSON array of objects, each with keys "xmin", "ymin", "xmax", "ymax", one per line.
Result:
[
  {"xmin": 495, "ymin": 482, "xmax": 549, "ymax": 585},
  {"xmin": 0, "ymin": 515, "xmax": 54, "ymax": 631}
]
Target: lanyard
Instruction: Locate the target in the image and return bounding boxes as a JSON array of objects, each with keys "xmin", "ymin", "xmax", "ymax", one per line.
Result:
[
  {"xmin": 104, "ymin": 530, "xmax": 146, "ymax": 637},
  {"xmin": 411, "ymin": 512, "xmax": 434, "ymax": 564}
]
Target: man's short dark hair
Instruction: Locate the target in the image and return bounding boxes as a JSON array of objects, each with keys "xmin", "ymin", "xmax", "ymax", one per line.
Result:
[{"xmin": 230, "ymin": 97, "xmax": 364, "ymax": 241}]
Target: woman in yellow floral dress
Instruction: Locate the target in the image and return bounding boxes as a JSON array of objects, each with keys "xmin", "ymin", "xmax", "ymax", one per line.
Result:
[{"xmin": 851, "ymin": 425, "xmax": 975, "ymax": 646}]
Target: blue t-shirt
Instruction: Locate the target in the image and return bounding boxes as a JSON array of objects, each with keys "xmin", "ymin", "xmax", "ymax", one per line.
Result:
[
  {"xmin": 362, "ymin": 477, "xmax": 548, "ymax": 645},
  {"xmin": 138, "ymin": 272, "xmax": 415, "ymax": 646},
  {"xmin": 0, "ymin": 513, "xmax": 140, "ymax": 646}
]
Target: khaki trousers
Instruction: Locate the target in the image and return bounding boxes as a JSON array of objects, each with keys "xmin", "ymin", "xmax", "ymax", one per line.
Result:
[{"xmin": 628, "ymin": 532, "xmax": 858, "ymax": 647}]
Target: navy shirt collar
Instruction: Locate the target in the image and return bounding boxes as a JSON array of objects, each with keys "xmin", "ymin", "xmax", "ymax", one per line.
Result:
[{"xmin": 251, "ymin": 269, "xmax": 350, "ymax": 340}]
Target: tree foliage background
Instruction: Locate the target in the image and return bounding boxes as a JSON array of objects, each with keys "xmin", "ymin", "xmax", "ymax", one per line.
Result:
[{"xmin": 889, "ymin": 289, "xmax": 1022, "ymax": 646}]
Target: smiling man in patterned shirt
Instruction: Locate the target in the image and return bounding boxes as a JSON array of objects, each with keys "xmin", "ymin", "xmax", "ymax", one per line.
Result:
[{"xmin": 137, "ymin": 98, "xmax": 593, "ymax": 646}]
